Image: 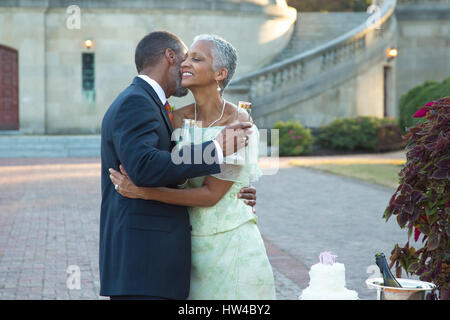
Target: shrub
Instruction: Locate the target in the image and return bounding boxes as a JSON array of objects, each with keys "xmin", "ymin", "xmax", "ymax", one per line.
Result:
[
  {"xmin": 383, "ymin": 96, "xmax": 449, "ymax": 298},
  {"xmin": 274, "ymin": 120, "xmax": 315, "ymax": 156},
  {"xmin": 317, "ymin": 116, "xmax": 399, "ymax": 152},
  {"xmin": 398, "ymin": 77, "xmax": 450, "ymax": 133},
  {"xmin": 376, "ymin": 122, "xmax": 407, "ymax": 152}
]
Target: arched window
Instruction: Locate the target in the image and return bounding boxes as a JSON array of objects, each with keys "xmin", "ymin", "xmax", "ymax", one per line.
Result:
[{"xmin": 0, "ymin": 45, "xmax": 19, "ymax": 130}]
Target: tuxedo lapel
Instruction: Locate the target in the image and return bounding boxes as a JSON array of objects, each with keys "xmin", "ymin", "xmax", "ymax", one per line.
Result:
[{"xmin": 132, "ymin": 77, "xmax": 173, "ymax": 134}]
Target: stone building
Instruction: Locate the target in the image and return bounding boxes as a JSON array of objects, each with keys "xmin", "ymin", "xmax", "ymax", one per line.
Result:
[{"xmin": 0, "ymin": 0, "xmax": 296, "ymax": 134}]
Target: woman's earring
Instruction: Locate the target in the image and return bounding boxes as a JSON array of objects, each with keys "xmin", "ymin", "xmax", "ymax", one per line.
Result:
[{"xmin": 216, "ymin": 80, "xmax": 221, "ymax": 92}]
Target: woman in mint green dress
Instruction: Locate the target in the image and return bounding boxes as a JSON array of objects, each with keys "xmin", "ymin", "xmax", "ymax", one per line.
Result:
[{"xmin": 109, "ymin": 34, "xmax": 276, "ymax": 300}]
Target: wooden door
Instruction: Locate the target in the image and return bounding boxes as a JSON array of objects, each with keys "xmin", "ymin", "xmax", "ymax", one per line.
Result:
[{"xmin": 0, "ymin": 45, "xmax": 19, "ymax": 130}]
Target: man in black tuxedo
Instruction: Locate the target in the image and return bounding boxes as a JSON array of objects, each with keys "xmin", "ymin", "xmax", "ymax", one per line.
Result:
[{"xmin": 100, "ymin": 31, "xmax": 255, "ymax": 300}]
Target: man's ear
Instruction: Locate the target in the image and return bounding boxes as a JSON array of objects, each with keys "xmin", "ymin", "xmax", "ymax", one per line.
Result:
[
  {"xmin": 215, "ymin": 68, "xmax": 228, "ymax": 82},
  {"xmin": 164, "ymin": 48, "xmax": 176, "ymax": 66}
]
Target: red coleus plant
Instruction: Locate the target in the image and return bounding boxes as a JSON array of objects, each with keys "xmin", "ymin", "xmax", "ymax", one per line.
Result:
[
  {"xmin": 413, "ymin": 101, "xmax": 434, "ymax": 118},
  {"xmin": 383, "ymin": 97, "xmax": 449, "ymax": 298}
]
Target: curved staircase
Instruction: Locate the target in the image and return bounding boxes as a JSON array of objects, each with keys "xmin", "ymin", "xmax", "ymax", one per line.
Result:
[{"xmin": 226, "ymin": 0, "xmax": 398, "ymax": 128}]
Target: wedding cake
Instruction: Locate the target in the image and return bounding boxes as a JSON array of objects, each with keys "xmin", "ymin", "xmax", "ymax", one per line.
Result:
[{"xmin": 300, "ymin": 252, "xmax": 359, "ymax": 300}]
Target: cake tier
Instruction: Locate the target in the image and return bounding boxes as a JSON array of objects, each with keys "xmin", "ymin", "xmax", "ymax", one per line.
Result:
[
  {"xmin": 300, "ymin": 287, "xmax": 359, "ymax": 300},
  {"xmin": 300, "ymin": 262, "xmax": 359, "ymax": 300},
  {"xmin": 308, "ymin": 262, "xmax": 346, "ymax": 290}
]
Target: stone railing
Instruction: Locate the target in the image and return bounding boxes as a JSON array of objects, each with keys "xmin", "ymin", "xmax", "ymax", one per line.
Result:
[{"xmin": 226, "ymin": 0, "xmax": 398, "ymax": 122}]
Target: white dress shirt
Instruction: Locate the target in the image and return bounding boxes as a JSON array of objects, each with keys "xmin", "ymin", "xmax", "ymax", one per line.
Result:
[
  {"xmin": 138, "ymin": 74, "xmax": 167, "ymax": 105},
  {"xmin": 137, "ymin": 74, "xmax": 223, "ymax": 164}
]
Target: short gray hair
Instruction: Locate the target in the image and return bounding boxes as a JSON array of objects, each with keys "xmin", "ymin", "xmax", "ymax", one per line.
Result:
[{"xmin": 192, "ymin": 34, "xmax": 237, "ymax": 90}]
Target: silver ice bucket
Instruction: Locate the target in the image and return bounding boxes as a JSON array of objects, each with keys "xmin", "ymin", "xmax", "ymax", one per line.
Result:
[{"xmin": 366, "ymin": 278, "xmax": 435, "ymax": 300}]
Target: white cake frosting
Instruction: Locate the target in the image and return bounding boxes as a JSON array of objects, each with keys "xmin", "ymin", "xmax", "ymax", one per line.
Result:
[{"xmin": 300, "ymin": 262, "xmax": 359, "ymax": 300}]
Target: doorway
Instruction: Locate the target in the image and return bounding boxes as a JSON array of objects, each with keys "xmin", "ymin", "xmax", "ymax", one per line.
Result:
[
  {"xmin": 0, "ymin": 45, "xmax": 19, "ymax": 130},
  {"xmin": 383, "ymin": 65, "xmax": 392, "ymax": 118}
]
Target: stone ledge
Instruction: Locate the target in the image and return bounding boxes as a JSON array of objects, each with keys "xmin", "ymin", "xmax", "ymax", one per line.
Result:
[{"xmin": 0, "ymin": 135, "xmax": 101, "ymax": 158}]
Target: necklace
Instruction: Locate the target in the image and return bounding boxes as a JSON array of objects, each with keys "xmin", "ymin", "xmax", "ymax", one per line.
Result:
[{"xmin": 194, "ymin": 99, "xmax": 226, "ymax": 128}]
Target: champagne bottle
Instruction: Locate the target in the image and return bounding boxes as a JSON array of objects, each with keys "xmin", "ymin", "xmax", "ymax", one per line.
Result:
[
  {"xmin": 375, "ymin": 253, "xmax": 402, "ymax": 288},
  {"xmin": 180, "ymin": 119, "xmax": 195, "ymax": 144},
  {"xmin": 238, "ymin": 101, "xmax": 253, "ymax": 166},
  {"xmin": 238, "ymin": 101, "xmax": 252, "ymax": 123}
]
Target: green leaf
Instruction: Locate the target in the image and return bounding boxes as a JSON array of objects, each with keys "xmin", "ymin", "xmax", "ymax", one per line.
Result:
[
  {"xmin": 383, "ymin": 208, "xmax": 393, "ymax": 221},
  {"xmin": 425, "ymin": 206, "xmax": 437, "ymax": 220},
  {"xmin": 399, "ymin": 259, "xmax": 407, "ymax": 271},
  {"xmin": 428, "ymin": 213, "xmax": 439, "ymax": 225}
]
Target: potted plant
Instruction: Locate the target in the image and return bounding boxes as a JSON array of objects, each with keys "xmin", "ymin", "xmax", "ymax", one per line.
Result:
[{"xmin": 383, "ymin": 96, "xmax": 449, "ymax": 300}]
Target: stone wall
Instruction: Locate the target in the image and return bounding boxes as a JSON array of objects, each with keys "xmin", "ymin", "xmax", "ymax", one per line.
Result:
[{"xmin": 395, "ymin": 2, "xmax": 450, "ymax": 101}]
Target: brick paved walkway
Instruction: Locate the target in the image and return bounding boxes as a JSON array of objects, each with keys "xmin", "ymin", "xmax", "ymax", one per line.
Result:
[
  {"xmin": 0, "ymin": 159, "xmax": 102, "ymax": 299},
  {"xmin": 0, "ymin": 154, "xmax": 410, "ymax": 300},
  {"xmin": 254, "ymin": 151, "xmax": 415, "ymax": 300},
  {"xmin": 0, "ymin": 158, "xmax": 306, "ymax": 300}
]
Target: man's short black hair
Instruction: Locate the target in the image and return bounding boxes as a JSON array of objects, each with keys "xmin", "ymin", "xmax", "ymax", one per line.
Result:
[{"xmin": 135, "ymin": 31, "xmax": 184, "ymax": 73}]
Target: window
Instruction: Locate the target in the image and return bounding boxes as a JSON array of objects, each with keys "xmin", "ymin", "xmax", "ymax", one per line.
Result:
[{"xmin": 82, "ymin": 52, "xmax": 95, "ymax": 103}]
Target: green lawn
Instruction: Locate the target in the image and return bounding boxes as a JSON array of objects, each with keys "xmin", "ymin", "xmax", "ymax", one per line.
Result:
[{"xmin": 308, "ymin": 164, "xmax": 403, "ymax": 189}]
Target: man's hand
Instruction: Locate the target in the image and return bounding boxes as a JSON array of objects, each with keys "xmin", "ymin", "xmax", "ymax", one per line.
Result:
[
  {"xmin": 215, "ymin": 121, "xmax": 252, "ymax": 157},
  {"xmin": 238, "ymin": 185, "xmax": 256, "ymax": 214}
]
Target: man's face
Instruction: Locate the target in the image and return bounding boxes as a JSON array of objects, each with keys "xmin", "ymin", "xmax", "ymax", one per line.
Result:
[{"xmin": 171, "ymin": 44, "xmax": 189, "ymax": 97}]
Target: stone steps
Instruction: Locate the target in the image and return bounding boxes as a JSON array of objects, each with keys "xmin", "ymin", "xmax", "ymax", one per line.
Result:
[
  {"xmin": 272, "ymin": 12, "xmax": 369, "ymax": 63},
  {"xmin": 0, "ymin": 135, "xmax": 101, "ymax": 157}
]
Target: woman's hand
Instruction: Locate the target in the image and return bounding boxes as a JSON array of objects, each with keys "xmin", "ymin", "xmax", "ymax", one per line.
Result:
[
  {"xmin": 238, "ymin": 186, "xmax": 256, "ymax": 214},
  {"xmin": 109, "ymin": 165, "xmax": 142, "ymax": 199}
]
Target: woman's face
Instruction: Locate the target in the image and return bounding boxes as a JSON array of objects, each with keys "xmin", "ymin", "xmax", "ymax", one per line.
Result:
[{"xmin": 180, "ymin": 40, "xmax": 217, "ymax": 89}]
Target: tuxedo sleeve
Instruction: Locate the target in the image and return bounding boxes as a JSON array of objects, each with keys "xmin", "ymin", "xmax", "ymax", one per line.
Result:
[{"xmin": 112, "ymin": 95, "xmax": 221, "ymax": 187}]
